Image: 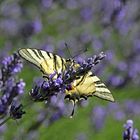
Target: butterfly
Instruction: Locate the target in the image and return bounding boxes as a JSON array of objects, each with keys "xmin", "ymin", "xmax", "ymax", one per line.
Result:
[{"xmin": 18, "ymin": 48, "xmax": 114, "ymax": 117}]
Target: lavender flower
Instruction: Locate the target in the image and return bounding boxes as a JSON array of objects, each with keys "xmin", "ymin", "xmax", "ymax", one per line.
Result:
[
  {"xmin": 29, "ymin": 73, "xmax": 64, "ymax": 102},
  {"xmin": 16, "ymin": 79, "xmax": 26, "ymax": 95},
  {"xmin": 10, "ymin": 103, "xmax": 25, "ymax": 120},
  {"xmin": 80, "ymin": 7, "xmax": 93, "ymax": 22},
  {"xmin": 76, "ymin": 52, "xmax": 106, "ymax": 77},
  {"xmin": 91, "ymin": 106, "xmax": 107, "ymax": 131},
  {"xmin": 91, "ymin": 100, "xmax": 140, "ymax": 132},
  {"xmin": 0, "ymin": 53, "xmax": 25, "ymax": 125},
  {"xmin": 123, "ymin": 120, "xmax": 139, "ymax": 140},
  {"xmin": 20, "ymin": 19, "xmax": 42, "ymax": 39},
  {"xmin": 1, "ymin": 53, "xmax": 23, "ymax": 83}
]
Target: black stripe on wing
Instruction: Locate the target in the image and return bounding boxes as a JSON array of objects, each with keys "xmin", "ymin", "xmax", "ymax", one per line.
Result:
[
  {"xmin": 18, "ymin": 49, "xmax": 41, "ymax": 67},
  {"xmin": 47, "ymin": 51, "xmax": 52, "ymax": 58},
  {"xmin": 53, "ymin": 54, "xmax": 57, "ymax": 71},
  {"xmin": 39, "ymin": 50, "xmax": 50, "ymax": 68},
  {"xmin": 76, "ymin": 74, "xmax": 86, "ymax": 86}
]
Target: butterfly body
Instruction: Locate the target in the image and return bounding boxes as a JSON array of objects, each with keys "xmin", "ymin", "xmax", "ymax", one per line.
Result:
[{"xmin": 18, "ymin": 48, "xmax": 114, "ymax": 108}]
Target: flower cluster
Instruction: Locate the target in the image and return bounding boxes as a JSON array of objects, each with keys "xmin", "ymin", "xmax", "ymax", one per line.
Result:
[
  {"xmin": 91, "ymin": 100, "xmax": 140, "ymax": 132},
  {"xmin": 0, "ymin": 53, "xmax": 25, "ymax": 125},
  {"xmin": 10, "ymin": 103, "xmax": 25, "ymax": 120},
  {"xmin": 29, "ymin": 73, "xmax": 64, "ymax": 102},
  {"xmin": 123, "ymin": 120, "xmax": 139, "ymax": 140},
  {"xmin": 77, "ymin": 52, "xmax": 106, "ymax": 76}
]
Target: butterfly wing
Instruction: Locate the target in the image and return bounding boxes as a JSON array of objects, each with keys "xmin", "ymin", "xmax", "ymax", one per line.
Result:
[
  {"xmin": 18, "ymin": 48, "xmax": 66, "ymax": 77},
  {"xmin": 90, "ymin": 73, "xmax": 114, "ymax": 102},
  {"xmin": 66, "ymin": 71, "xmax": 114, "ymax": 102},
  {"xmin": 65, "ymin": 71, "xmax": 114, "ymax": 117}
]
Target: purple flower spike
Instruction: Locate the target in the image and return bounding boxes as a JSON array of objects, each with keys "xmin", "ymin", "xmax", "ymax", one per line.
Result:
[
  {"xmin": 2, "ymin": 56, "xmax": 14, "ymax": 68},
  {"xmin": 123, "ymin": 120, "xmax": 139, "ymax": 140},
  {"xmin": 0, "ymin": 53, "xmax": 25, "ymax": 124},
  {"xmin": 91, "ymin": 106, "xmax": 107, "ymax": 131},
  {"xmin": 10, "ymin": 103, "xmax": 25, "ymax": 120}
]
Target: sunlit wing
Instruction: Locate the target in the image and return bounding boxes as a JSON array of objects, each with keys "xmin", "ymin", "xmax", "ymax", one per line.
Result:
[
  {"xmin": 18, "ymin": 48, "xmax": 66, "ymax": 77},
  {"xmin": 65, "ymin": 71, "xmax": 114, "ymax": 102}
]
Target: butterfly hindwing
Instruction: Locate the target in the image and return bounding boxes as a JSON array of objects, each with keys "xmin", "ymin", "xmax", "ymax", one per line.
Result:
[
  {"xmin": 66, "ymin": 71, "xmax": 114, "ymax": 102},
  {"xmin": 92, "ymin": 75, "xmax": 114, "ymax": 102}
]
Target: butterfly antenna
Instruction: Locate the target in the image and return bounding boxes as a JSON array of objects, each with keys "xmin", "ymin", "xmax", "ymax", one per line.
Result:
[
  {"xmin": 72, "ymin": 46, "xmax": 88, "ymax": 59},
  {"xmin": 65, "ymin": 42, "xmax": 88, "ymax": 59},
  {"xmin": 65, "ymin": 42, "xmax": 73, "ymax": 58}
]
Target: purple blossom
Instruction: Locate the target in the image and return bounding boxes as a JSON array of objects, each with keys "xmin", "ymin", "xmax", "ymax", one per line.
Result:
[
  {"xmin": 117, "ymin": 61, "xmax": 127, "ymax": 71},
  {"xmin": 1, "ymin": 53, "xmax": 23, "ymax": 82},
  {"xmin": 80, "ymin": 32, "xmax": 92, "ymax": 44},
  {"xmin": 42, "ymin": 43, "xmax": 55, "ymax": 53},
  {"xmin": 80, "ymin": 7, "xmax": 93, "ymax": 21},
  {"xmin": 0, "ymin": 103, "xmax": 7, "ymax": 115},
  {"xmin": 66, "ymin": 0, "xmax": 78, "ymax": 9},
  {"xmin": 92, "ymin": 38, "xmax": 103, "ymax": 52},
  {"xmin": 54, "ymin": 76, "xmax": 63, "ymax": 86},
  {"xmin": 108, "ymin": 75, "xmax": 124, "ymax": 87},
  {"xmin": 0, "ymin": 2, "xmax": 21, "ymax": 17},
  {"xmin": 41, "ymin": 0, "xmax": 53, "ymax": 8},
  {"xmin": 33, "ymin": 18, "xmax": 42, "ymax": 33},
  {"xmin": 91, "ymin": 100, "xmax": 140, "ymax": 133},
  {"xmin": 123, "ymin": 120, "xmax": 139, "ymax": 140},
  {"xmin": 49, "ymin": 111, "xmax": 62, "ymax": 123},
  {"xmin": 0, "ymin": 19, "xmax": 19, "ymax": 36},
  {"xmin": 133, "ymin": 39, "xmax": 140, "ymax": 52},
  {"xmin": 0, "ymin": 53, "xmax": 25, "ymax": 124},
  {"xmin": 29, "ymin": 73, "xmax": 64, "ymax": 102},
  {"xmin": 10, "ymin": 103, "xmax": 25, "ymax": 120},
  {"xmin": 105, "ymin": 50, "xmax": 115, "ymax": 61},
  {"xmin": 20, "ymin": 19, "xmax": 42, "ymax": 39},
  {"xmin": 2, "ymin": 56, "xmax": 14, "ymax": 68},
  {"xmin": 114, "ymin": 110, "xmax": 125, "ymax": 121},
  {"xmin": 129, "ymin": 62, "xmax": 140, "ymax": 78},
  {"xmin": 91, "ymin": 106, "xmax": 107, "ymax": 131},
  {"xmin": 16, "ymin": 79, "xmax": 26, "ymax": 94}
]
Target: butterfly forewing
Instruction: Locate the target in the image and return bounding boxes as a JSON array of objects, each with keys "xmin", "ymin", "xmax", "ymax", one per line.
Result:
[{"xmin": 18, "ymin": 48, "xmax": 66, "ymax": 76}]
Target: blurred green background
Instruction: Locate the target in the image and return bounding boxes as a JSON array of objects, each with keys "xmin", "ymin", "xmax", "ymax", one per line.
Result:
[{"xmin": 0, "ymin": 0, "xmax": 140, "ymax": 140}]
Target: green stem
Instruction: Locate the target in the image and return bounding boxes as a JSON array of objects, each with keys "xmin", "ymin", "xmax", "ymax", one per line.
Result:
[{"xmin": 0, "ymin": 116, "xmax": 11, "ymax": 126}]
